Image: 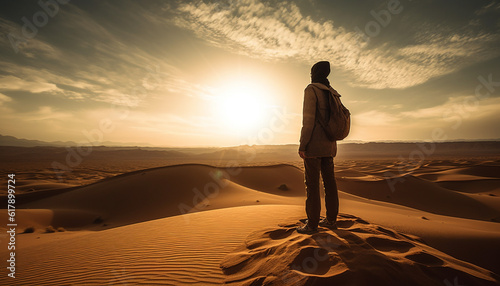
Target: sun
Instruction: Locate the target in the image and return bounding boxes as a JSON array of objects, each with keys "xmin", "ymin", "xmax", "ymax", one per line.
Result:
[{"xmin": 212, "ymin": 80, "xmax": 270, "ymax": 133}]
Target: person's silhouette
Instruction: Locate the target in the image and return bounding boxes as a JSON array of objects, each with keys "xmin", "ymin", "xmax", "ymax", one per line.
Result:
[{"xmin": 297, "ymin": 61, "xmax": 339, "ymax": 234}]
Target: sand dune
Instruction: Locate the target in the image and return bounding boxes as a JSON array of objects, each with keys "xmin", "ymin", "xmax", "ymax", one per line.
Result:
[
  {"xmin": 435, "ymin": 179, "xmax": 500, "ymax": 195},
  {"xmin": 337, "ymin": 192, "xmax": 500, "ymax": 274},
  {"xmin": 415, "ymin": 165, "xmax": 500, "ymax": 195},
  {"xmin": 5, "ymin": 206, "xmax": 499, "ymax": 285},
  {"xmin": 4, "ymin": 205, "xmax": 306, "ymax": 285},
  {"xmin": 337, "ymin": 174, "xmax": 500, "ymax": 221},
  {"xmin": 16, "ymin": 164, "xmax": 303, "ymax": 228},
  {"xmin": 221, "ymin": 214, "xmax": 499, "ymax": 286},
  {"xmin": 15, "ymin": 179, "xmax": 77, "ymax": 193},
  {"xmin": 1, "ymin": 159, "xmax": 499, "ymax": 285}
]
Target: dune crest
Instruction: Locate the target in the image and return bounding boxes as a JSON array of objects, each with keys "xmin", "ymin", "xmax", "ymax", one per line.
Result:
[
  {"xmin": 220, "ymin": 214, "xmax": 499, "ymax": 286},
  {"xmin": 16, "ymin": 164, "xmax": 304, "ymax": 229}
]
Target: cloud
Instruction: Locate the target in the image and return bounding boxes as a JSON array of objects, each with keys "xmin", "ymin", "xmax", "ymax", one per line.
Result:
[
  {"xmin": 0, "ymin": 18, "xmax": 63, "ymax": 60},
  {"xmin": 25, "ymin": 106, "xmax": 71, "ymax": 121},
  {"xmin": 353, "ymin": 94, "xmax": 500, "ymax": 126},
  {"xmin": 173, "ymin": 1, "xmax": 359, "ymax": 63},
  {"xmin": 351, "ymin": 94, "xmax": 500, "ymax": 138},
  {"xmin": 402, "ymin": 95, "xmax": 500, "ymax": 121},
  {"xmin": 0, "ymin": 3, "xmax": 216, "ymax": 110},
  {"xmin": 0, "ymin": 93, "xmax": 12, "ymax": 106},
  {"xmin": 172, "ymin": 0, "xmax": 500, "ymax": 89},
  {"xmin": 0, "ymin": 92, "xmax": 12, "ymax": 101},
  {"xmin": 475, "ymin": 1, "xmax": 500, "ymax": 16},
  {"xmin": 0, "ymin": 74, "xmax": 59, "ymax": 93},
  {"xmin": 348, "ymin": 95, "xmax": 500, "ymax": 141}
]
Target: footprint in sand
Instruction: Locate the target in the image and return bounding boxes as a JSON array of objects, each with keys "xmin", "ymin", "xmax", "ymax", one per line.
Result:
[{"xmin": 221, "ymin": 213, "xmax": 499, "ymax": 286}]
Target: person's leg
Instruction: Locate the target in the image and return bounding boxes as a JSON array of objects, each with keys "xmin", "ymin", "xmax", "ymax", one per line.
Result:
[
  {"xmin": 321, "ymin": 156, "xmax": 339, "ymax": 223},
  {"xmin": 304, "ymin": 157, "xmax": 321, "ymax": 228}
]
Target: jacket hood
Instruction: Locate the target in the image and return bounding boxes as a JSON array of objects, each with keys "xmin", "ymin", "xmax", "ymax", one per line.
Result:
[{"xmin": 309, "ymin": 83, "xmax": 341, "ymax": 97}]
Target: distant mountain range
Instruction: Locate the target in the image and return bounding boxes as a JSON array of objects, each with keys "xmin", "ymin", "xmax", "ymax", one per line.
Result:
[
  {"xmin": 1, "ymin": 134, "xmax": 499, "ymax": 149},
  {"xmin": 1, "ymin": 134, "xmax": 499, "ymax": 163},
  {"xmin": 0, "ymin": 134, "xmax": 151, "ymax": 147}
]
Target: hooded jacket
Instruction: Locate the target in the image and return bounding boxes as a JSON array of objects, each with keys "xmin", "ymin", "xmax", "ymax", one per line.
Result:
[{"xmin": 299, "ymin": 82, "xmax": 339, "ymax": 157}]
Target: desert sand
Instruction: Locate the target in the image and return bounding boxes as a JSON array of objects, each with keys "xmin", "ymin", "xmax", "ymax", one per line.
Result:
[{"xmin": 1, "ymin": 144, "xmax": 500, "ymax": 285}]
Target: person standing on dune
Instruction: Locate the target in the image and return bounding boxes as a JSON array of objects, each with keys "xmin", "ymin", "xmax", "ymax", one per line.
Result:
[{"xmin": 297, "ymin": 61, "xmax": 340, "ymax": 234}]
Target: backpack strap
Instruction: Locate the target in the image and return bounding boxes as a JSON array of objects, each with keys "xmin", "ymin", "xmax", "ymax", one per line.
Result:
[{"xmin": 310, "ymin": 85, "xmax": 333, "ymax": 138}]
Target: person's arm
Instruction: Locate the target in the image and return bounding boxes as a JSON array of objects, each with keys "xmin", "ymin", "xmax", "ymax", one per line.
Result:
[{"xmin": 299, "ymin": 86, "xmax": 317, "ymax": 154}]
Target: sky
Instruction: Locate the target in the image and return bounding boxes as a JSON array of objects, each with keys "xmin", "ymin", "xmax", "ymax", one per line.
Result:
[{"xmin": 0, "ymin": 0, "xmax": 499, "ymax": 147}]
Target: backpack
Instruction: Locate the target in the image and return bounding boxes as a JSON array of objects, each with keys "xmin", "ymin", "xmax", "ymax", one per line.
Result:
[{"xmin": 311, "ymin": 84, "xmax": 351, "ymax": 141}]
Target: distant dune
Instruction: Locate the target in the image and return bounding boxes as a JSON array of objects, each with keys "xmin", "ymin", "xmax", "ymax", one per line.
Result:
[{"xmin": 14, "ymin": 164, "xmax": 304, "ymax": 228}]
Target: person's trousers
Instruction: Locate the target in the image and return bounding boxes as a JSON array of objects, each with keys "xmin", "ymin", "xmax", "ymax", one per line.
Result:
[{"xmin": 303, "ymin": 156, "xmax": 339, "ymax": 228}]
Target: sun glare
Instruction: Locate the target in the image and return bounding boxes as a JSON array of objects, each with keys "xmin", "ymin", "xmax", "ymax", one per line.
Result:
[{"xmin": 213, "ymin": 80, "xmax": 270, "ymax": 133}]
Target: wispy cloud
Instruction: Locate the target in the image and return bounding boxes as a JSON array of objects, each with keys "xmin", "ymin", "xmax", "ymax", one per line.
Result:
[
  {"xmin": 25, "ymin": 106, "xmax": 71, "ymax": 121},
  {"xmin": 353, "ymin": 94, "xmax": 500, "ymax": 129},
  {"xmin": 0, "ymin": 18, "xmax": 62, "ymax": 59},
  {"xmin": 0, "ymin": 74, "xmax": 60, "ymax": 93},
  {"xmin": 172, "ymin": 0, "xmax": 500, "ymax": 89},
  {"xmin": 0, "ymin": 92, "xmax": 12, "ymax": 105},
  {"xmin": 402, "ymin": 95, "xmax": 500, "ymax": 121},
  {"xmin": 474, "ymin": 0, "xmax": 500, "ymax": 16},
  {"xmin": 0, "ymin": 4, "xmax": 215, "ymax": 108}
]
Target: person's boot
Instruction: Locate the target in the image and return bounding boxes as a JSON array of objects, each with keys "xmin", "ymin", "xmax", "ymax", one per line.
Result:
[
  {"xmin": 296, "ymin": 222, "xmax": 318, "ymax": 234},
  {"xmin": 319, "ymin": 218, "xmax": 337, "ymax": 229}
]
